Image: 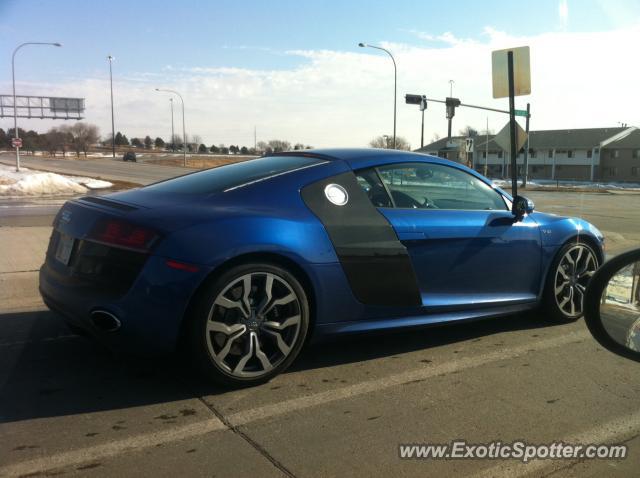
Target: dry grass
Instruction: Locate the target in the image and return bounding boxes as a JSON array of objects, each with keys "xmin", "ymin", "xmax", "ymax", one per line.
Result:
[{"xmin": 145, "ymin": 156, "xmax": 257, "ymax": 169}]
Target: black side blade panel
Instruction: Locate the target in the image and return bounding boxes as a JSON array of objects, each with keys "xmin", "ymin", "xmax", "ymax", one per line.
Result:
[{"xmin": 301, "ymin": 172, "xmax": 421, "ymax": 307}]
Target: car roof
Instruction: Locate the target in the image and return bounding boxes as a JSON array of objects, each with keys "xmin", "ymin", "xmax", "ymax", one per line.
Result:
[
  {"xmin": 283, "ymin": 148, "xmax": 425, "ymax": 162},
  {"xmin": 279, "ymin": 147, "xmax": 476, "ymax": 174},
  {"xmin": 279, "ymin": 147, "xmax": 468, "ymax": 166}
]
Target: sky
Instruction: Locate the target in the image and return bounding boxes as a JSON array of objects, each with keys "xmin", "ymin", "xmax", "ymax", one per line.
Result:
[{"xmin": 1, "ymin": 0, "xmax": 639, "ymax": 149}]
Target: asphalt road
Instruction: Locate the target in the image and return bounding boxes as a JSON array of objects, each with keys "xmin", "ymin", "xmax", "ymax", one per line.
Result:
[
  {"xmin": 0, "ymin": 153, "xmax": 188, "ymax": 186},
  {"xmin": 2, "ymin": 155, "xmax": 640, "ymax": 476},
  {"xmin": 3, "ymin": 280, "xmax": 640, "ymax": 477}
]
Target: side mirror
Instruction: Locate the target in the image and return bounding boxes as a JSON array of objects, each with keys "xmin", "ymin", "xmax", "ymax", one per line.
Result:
[
  {"xmin": 512, "ymin": 195, "xmax": 534, "ymax": 217},
  {"xmin": 584, "ymin": 248, "xmax": 640, "ymax": 362}
]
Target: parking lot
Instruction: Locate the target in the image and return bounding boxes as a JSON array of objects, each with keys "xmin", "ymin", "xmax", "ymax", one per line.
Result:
[{"xmin": 2, "ymin": 159, "xmax": 640, "ymax": 477}]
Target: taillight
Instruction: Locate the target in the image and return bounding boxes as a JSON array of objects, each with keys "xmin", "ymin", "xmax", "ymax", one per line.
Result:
[
  {"xmin": 165, "ymin": 259, "xmax": 199, "ymax": 273},
  {"xmin": 88, "ymin": 219, "xmax": 159, "ymax": 252}
]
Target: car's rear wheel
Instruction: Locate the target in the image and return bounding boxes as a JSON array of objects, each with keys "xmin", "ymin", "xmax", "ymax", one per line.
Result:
[
  {"xmin": 189, "ymin": 263, "xmax": 309, "ymax": 387},
  {"xmin": 544, "ymin": 241, "xmax": 600, "ymax": 322}
]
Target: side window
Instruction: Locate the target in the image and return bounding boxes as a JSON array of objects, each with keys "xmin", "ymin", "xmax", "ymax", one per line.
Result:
[
  {"xmin": 376, "ymin": 162, "xmax": 507, "ymax": 211},
  {"xmin": 354, "ymin": 168, "xmax": 392, "ymax": 208}
]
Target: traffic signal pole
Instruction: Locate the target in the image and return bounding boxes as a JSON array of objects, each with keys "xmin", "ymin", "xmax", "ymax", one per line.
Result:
[
  {"xmin": 421, "ymin": 105, "xmax": 425, "ymax": 149},
  {"xmin": 406, "ymin": 94, "xmax": 528, "ymax": 176},
  {"xmin": 425, "ymin": 97, "xmax": 509, "ymax": 115},
  {"xmin": 405, "ymin": 94, "xmax": 427, "ymax": 149},
  {"xmin": 522, "ymin": 102, "xmax": 531, "ymax": 187},
  {"xmin": 445, "ymin": 97, "xmax": 460, "ymax": 141}
]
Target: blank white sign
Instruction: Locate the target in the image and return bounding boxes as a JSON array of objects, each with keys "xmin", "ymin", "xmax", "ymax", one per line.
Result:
[{"xmin": 492, "ymin": 46, "xmax": 531, "ymax": 99}]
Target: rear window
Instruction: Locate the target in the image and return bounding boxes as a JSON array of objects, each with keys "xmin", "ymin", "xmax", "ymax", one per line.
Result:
[{"xmin": 144, "ymin": 155, "xmax": 325, "ymax": 194}]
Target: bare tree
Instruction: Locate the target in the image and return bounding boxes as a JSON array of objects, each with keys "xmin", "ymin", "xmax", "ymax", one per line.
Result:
[
  {"xmin": 369, "ymin": 135, "xmax": 411, "ymax": 151},
  {"xmin": 267, "ymin": 139, "xmax": 291, "ymax": 153},
  {"xmin": 171, "ymin": 134, "xmax": 182, "ymax": 151},
  {"xmin": 61, "ymin": 123, "xmax": 100, "ymax": 158},
  {"xmin": 45, "ymin": 127, "xmax": 71, "ymax": 157},
  {"xmin": 43, "ymin": 129, "xmax": 60, "ymax": 157},
  {"xmin": 256, "ymin": 141, "xmax": 270, "ymax": 154},
  {"xmin": 190, "ymin": 134, "xmax": 202, "ymax": 153},
  {"xmin": 459, "ymin": 126, "xmax": 479, "ymax": 137}
]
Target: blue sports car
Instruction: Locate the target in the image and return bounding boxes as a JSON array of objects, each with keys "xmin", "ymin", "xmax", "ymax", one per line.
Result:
[{"xmin": 40, "ymin": 149, "xmax": 604, "ymax": 385}]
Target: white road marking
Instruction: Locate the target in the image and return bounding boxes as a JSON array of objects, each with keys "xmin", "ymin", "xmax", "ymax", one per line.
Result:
[
  {"xmin": 227, "ymin": 330, "xmax": 589, "ymax": 427},
  {"xmin": 0, "ymin": 418, "xmax": 227, "ymax": 478},
  {"xmin": 472, "ymin": 408, "xmax": 640, "ymax": 478},
  {"xmin": 0, "ymin": 329, "xmax": 589, "ymax": 476}
]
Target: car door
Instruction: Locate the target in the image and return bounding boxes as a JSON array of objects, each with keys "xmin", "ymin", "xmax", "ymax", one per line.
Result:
[{"xmin": 355, "ymin": 161, "xmax": 542, "ymax": 310}]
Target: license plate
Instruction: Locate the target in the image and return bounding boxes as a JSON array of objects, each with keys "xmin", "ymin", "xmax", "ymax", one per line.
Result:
[{"xmin": 54, "ymin": 232, "xmax": 75, "ymax": 266}]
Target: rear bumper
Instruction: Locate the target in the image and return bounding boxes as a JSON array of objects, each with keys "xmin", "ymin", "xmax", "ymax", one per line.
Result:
[{"xmin": 39, "ymin": 254, "xmax": 213, "ymax": 355}]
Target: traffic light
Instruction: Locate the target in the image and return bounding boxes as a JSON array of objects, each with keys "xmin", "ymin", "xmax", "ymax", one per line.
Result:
[
  {"xmin": 406, "ymin": 94, "xmax": 427, "ymax": 111},
  {"xmin": 405, "ymin": 94, "xmax": 428, "ymax": 148},
  {"xmin": 445, "ymin": 97, "xmax": 461, "ymax": 119},
  {"xmin": 405, "ymin": 94, "xmax": 422, "ymax": 105}
]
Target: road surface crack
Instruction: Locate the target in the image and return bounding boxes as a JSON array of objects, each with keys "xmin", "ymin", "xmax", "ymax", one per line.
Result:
[{"xmin": 196, "ymin": 396, "xmax": 297, "ymax": 478}]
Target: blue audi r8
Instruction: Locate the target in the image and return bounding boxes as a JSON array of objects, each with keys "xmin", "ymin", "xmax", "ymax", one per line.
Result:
[{"xmin": 40, "ymin": 149, "xmax": 604, "ymax": 385}]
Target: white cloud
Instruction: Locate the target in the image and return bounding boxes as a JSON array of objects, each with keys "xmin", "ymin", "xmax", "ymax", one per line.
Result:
[
  {"xmin": 2, "ymin": 24, "xmax": 640, "ymax": 149},
  {"xmin": 410, "ymin": 30, "xmax": 478, "ymax": 47}
]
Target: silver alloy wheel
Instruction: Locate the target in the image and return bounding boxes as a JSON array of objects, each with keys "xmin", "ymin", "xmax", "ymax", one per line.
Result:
[
  {"xmin": 205, "ymin": 272, "xmax": 302, "ymax": 378},
  {"xmin": 554, "ymin": 244, "xmax": 598, "ymax": 318}
]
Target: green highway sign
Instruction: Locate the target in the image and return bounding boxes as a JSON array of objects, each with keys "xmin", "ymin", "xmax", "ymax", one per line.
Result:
[{"xmin": 514, "ymin": 109, "xmax": 528, "ymax": 117}]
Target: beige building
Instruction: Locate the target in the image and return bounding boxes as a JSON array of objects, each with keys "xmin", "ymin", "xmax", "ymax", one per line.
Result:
[{"xmin": 416, "ymin": 127, "xmax": 640, "ymax": 182}]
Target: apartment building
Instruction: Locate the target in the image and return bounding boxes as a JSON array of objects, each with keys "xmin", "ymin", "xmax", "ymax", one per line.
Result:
[{"xmin": 416, "ymin": 127, "xmax": 640, "ymax": 182}]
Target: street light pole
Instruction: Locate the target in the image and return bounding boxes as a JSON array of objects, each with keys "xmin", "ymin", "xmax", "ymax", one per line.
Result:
[
  {"xmin": 107, "ymin": 55, "xmax": 116, "ymax": 159},
  {"xmin": 12, "ymin": 42, "xmax": 62, "ymax": 172},
  {"xmin": 449, "ymin": 79, "xmax": 454, "ymax": 98},
  {"xmin": 155, "ymin": 88, "xmax": 186, "ymax": 166},
  {"xmin": 359, "ymin": 42, "xmax": 396, "ymax": 149}
]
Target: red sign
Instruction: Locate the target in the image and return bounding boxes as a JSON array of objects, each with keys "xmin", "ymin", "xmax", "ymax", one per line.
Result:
[{"xmin": 11, "ymin": 138, "xmax": 22, "ymax": 148}]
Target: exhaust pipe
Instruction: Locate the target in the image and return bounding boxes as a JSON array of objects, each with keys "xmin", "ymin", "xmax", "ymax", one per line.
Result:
[{"xmin": 91, "ymin": 310, "xmax": 121, "ymax": 332}]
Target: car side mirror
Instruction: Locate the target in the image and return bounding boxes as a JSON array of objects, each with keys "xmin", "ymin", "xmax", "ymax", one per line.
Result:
[
  {"xmin": 512, "ymin": 195, "xmax": 534, "ymax": 218},
  {"xmin": 584, "ymin": 248, "xmax": 640, "ymax": 362}
]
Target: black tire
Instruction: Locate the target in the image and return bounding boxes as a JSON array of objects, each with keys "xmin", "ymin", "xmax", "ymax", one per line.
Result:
[
  {"xmin": 188, "ymin": 263, "xmax": 309, "ymax": 387},
  {"xmin": 543, "ymin": 240, "xmax": 600, "ymax": 323}
]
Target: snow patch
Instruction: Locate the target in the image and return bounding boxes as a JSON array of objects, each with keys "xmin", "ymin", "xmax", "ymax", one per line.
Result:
[
  {"xmin": 75, "ymin": 178, "xmax": 113, "ymax": 189},
  {"xmin": 0, "ymin": 164, "xmax": 113, "ymax": 197},
  {"xmin": 491, "ymin": 178, "xmax": 640, "ymax": 191}
]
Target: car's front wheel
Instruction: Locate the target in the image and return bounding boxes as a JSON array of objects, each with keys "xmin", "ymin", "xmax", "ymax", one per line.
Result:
[
  {"xmin": 189, "ymin": 263, "xmax": 309, "ymax": 387},
  {"xmin": 544, "ymin": 241, "xmax": 600, "ymax": 322}
]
